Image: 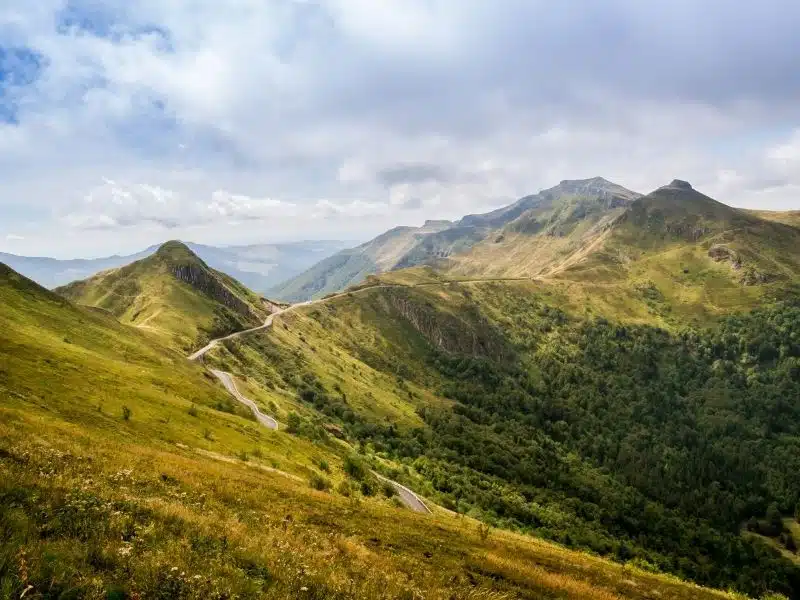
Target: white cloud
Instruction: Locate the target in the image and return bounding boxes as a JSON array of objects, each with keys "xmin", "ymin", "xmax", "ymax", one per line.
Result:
[
  {"xmin": 5, "ymin": 234, "xmax": 25, "ymax": 241},
  {"xmin": 1, "ymin": 1, "xmax": 800, "ymax": 257}
]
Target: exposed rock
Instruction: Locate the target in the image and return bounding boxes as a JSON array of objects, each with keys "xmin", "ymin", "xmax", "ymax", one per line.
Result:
[
  {"xmin": 708, "ymin": 245, "xmax": 741, "ymax": 268},
  {"xmin": 661, "ymin": 179, "xmax": 693, "ymax": 191},
  {"xmin": 739, "ymin": 267, "xmax": 773, "ymax": 286},
  {"xmin": 323, "ymin": 423, "xmax": 346, "ymax": 439},
  {"xmin": 171, "ymin": 264, "xmax": 260, "ymax": 321},
  {"xmin": 384, "ymin": 291, "xmax": 508, "ymax": 358}
]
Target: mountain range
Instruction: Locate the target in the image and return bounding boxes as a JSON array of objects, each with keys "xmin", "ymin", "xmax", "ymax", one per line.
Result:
[
  {"xmin": 4, "ymin": 176, "xmax": 800, "ymax": 599},
  {"xmin": 1, "ymin": 239, "xmax": 351, "ymax": 291},
  {"xmin": 268, "ymin": 177, "xmax": 643, "ymax": 301}
]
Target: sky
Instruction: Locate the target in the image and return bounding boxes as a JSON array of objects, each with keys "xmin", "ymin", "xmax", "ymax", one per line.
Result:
[{"xmin": 1, "ymin": 1, "xmax": 800, "ymax": 258}]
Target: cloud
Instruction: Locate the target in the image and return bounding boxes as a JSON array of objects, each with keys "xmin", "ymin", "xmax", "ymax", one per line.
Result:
[
  {"xmin": 375, "ymin": 163, "xmax": 451, "ymax": 187},
  {"xmin": 1, "ymin": 1, "xmax": 800, "ymax": 256},
  {"xmin": 5, "ymin": 234, "xmax": 25, "ymax": 241}
]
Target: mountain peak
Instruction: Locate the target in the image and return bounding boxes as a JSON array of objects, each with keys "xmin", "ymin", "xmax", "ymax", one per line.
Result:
[
  {"xmin": 153, "ymin": 240, "xmax": 203, "ymax": 266},
  {"xmin": 558, "ymin": 176, "xmax": 612, "ymax": 187},
  {"xmin": 660, "ymin": 179, "xmax": 694, "ymax": 191}
]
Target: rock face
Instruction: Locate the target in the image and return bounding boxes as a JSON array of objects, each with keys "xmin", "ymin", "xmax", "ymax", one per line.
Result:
[
  {"xmin": 662, "ymin": 179, "xmax": 694, "ymax": 191},
  {"xmin": 383, "ymin": 290, "xmax": 508, "ymax": 358},
  {"xmin": 708, "ymin": 244, "xmax": 741, "ymax": 268},
  {"xmin": 171, "ymin": 263, "xmax": 260, "ymax": 321}
]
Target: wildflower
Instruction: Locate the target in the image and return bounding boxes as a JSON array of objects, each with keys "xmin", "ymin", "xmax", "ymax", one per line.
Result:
[
  {"xmin": 118, "ymin": 546, "xmax": 132, "ymax": 557},
  {"xmin": 170, "ymin": 567, "xmax": 178, "ymax": 572},
  {"xmin": 300, "ymin": 587, "xmax": 308, "ymax": 592}
]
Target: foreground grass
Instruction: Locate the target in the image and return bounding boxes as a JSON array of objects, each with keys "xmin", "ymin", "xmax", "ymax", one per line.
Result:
[{"xmin": 0, "ymin": 406, "xmax": 751, "ymax": 600}]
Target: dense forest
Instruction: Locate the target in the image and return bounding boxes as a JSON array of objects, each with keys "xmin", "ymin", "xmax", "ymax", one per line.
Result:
[{"xmin": 240, "ymin": 294, "xmax": 800, "ymax": 597}]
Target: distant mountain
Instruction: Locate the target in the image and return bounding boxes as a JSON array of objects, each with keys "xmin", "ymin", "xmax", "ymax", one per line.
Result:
[
  {"xmin": 56, "ymin": 241, "xmax": 269, "ymax": 352},
  {"xmin": 269, "ymin": 220, "xmax": 459, "ymax": 301},
  {"xmin": 1, "ymin": 240, "xmax": 351, "ymax": 291},
  {"xmin": 271, "ymin": 177, "xmax": 641, "ymax": 301},
  {"xmin": 0, "ymin": 247, "xmax": 156, "ymax": 290},
  {"xmin": 441, "ymin": 179, "xmax": 800, "ymax": 322}
]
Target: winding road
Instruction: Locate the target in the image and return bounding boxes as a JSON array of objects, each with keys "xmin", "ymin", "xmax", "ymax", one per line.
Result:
[
  {"xmin": 187, "ymin": 278, "xmax": 530, "ymax": 512},
  {"xmin": 209, "ymin": 369, "xmax": 278, "ymax": 430},
  {"xmin": 373, "ymin": 471, "xmax": 431, "ymax": 514}
]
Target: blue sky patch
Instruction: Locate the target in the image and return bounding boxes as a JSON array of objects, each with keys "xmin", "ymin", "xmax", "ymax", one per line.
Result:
[
  {"xmin": 0, "ymin": 47, "xmax": 45, "ymax": 124},
  {"xmin": 56, "ymin": 0, "xmax": 173, "ymax": 51}
]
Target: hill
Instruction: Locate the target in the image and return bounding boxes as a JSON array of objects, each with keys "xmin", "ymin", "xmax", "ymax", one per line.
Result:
[
  {"xmin": 210, "ymin": 272, "xmax": 800, "ymax": 598},
  {"xmin": 1, "ymin": 239, "xmax": 351, "ymax": 291},
  {"xmin": 0, "ymin": 261, "xmax": 750, "ymax": 600},
  {"xmin": 56, "ymin": 241, "xmax": 270, "ymax": 351},
  {"xmin": 442, "ymin": 180, "xmax": 800, "ymax": 325},
  {"xmin": 269, "ymin": 177, "xmax": 642, "ymax": 301}
]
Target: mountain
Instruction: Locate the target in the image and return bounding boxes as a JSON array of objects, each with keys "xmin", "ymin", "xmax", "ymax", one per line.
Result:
[
  {"xmin": 1, "ymin": 261, "xmax": 741, "ymax": 600},
  {"xmin": 269, "ymin": 219, "xmax": 458, "ymax": 301},
  {"xmin": 1, "ymin": 239, "xmax": 351, "ymax": 291},
  {"xmin": 184, "ymin": 240, "xmax": 354, "ymax": 293},
  {"xmin": 0, "ymin": 247, "xmax": 156, "ymax": 289},
  {"xmin": 56, "ymin": 240, "xmax": 270, "ymax": 351},
  {"xmin": 7, "ymin": 179, "xmax": 800, "ymax": 598},
  {"xmin": 270, "ymin": 177, "xmax": 641, "ymax": 301},
  {"xmin": 443, "ymin": 176, "xmax": 641, "ymax": 278},
  {"xmin": 206, "ymin": 190, "xmax": 800, "ymax": 595}
]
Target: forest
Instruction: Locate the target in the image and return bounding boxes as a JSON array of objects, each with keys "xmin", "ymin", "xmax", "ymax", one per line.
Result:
[{"xmin": 311, "ymin": 299, "xmax": 800, "ymax": 598}]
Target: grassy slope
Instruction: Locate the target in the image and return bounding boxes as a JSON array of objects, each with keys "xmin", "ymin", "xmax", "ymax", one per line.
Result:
[
  {"xmin": 445, "ymin": 191, "xmax": 633, "ymax": 279},
  {"xmin": 547, "ymin": 185, "xmax": 800, "ymax": 325},
  {"xmin": 57, "ymin": 241, "xmax": 267, "ymax": 352},
  {"xmin": 443, "ymin": 184, "xmax": 800, "ymax": 327},
  {"xmin": 1, "ymin": 263, "xmax": 748, "ymax": 599}
]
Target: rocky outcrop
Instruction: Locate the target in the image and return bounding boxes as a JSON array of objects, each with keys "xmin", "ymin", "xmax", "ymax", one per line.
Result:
[
  {"xmin": 171, "ymin": 264, "xmax": 260, "ymax": 321},
  {"xmin": 660, "ymin": 179, "xmax": 693, "ymax": 191},
  {"xmin": 384, "ymin": 291, "xmax": 508, "ymax": 358},
  {"xmin": 708, "ymin": 245, "xmax": 741, "ymax": 268}
]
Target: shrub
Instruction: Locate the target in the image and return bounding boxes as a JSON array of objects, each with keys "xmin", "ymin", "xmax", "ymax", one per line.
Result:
[
  {"xmin": 121, "ymin": 406, "xmax": 132, "ymax": 421},
  {"xmin": 477, "ymin": 522, "xmax": 492, "ymax": 542},
  {"xmin": 336, "ymin": 481, "xmax": 352, "ymax": 497},
  {"xmin": 382, "ymin": 482, "xmax": 396, "ymax": 498},
  {"xmin": 188, "ymin": 404, "xmax": 199, "ymax": 417},
  {"xmin": 343, "ymin": 454, "xmax": 368, "ymax": 480},
  {"xmin": 309, "ymin": 473, "xmax": 331, "ymax": 492},
  {"xmin": 360, "ymin": 480, "xmax": 375, "ymax": 497},
  {"xmin": 318, "ymin": 459, "xmax": 330, "ymax": 473}
]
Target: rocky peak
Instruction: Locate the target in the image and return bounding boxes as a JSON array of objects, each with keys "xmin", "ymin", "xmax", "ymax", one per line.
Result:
[
  {"xmin": 660, "ymin": 179, "xmax": 694, "ymax": 191},
  {"xmin": 551, "ymin": 177, "xmax": 641, "ymax": 203}
]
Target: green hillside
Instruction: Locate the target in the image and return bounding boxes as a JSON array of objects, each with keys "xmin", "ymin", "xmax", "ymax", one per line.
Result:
[
  {"xmin": 545, "ymin": 181, "xmax": 800, "ymax": 324},
  {"xmin": 56, "ymin": 241, "xmax": 269, "ymax": 352},
  {"xmin": 211, "ymin": 274, "xmax": 800, "ymax": 598},
  {"xmin": 269, "ymin": 220, "xmax": 455, "ymax": 302},
  {"xmin": 1, "ymin": 261, "xmax": 751, "ymax": 599}
]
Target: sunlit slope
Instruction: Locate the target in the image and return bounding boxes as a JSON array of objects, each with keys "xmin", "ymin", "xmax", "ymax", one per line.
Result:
[
  {"xmin": 546, "ymin": 181, "xmax": 800, "ymax": 321},
  {"xmin": 209, "ymin": 274, "xmax": 800, "ymax": 597},
  {"xmin": 445, "ymin": 178, "xmax": 638, "ymax": 278},
  {"xmin": 443, "ymin": 180, "xmax": 800, "ymax": 324},
  {"xmin": 271, "ymin": 178, "xmax": 642, "ymax": 301},
  {"xmin": 56, "ymin": 240, "xmax": 269, "ymax": 351},
  {"xmin": 0, "ymin": 262, "xmax": 744, "ymax": 599}
]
